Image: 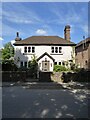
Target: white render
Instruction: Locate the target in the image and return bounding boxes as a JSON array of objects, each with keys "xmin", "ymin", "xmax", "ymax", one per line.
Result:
[
  {"xmin": 38, "ymin": 54, "xmax": 54, "ymax": 72},
  {"xmin": 14, "ymin": 45, "xmax": 74, "ymax": 71}
]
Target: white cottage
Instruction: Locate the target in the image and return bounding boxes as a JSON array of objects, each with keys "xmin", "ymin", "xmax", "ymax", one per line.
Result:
[{"xmin": 14, "ymin": 25, "xmax": 76, "ymax": 72}]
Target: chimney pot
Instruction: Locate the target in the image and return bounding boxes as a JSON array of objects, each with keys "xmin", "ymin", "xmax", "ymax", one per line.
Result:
[
  {"xmin": 17, "ymin": 32, "xmax": 19, "ymax": 37},
  {"xmin": 15, "ymin": 32, "xmax": 21, "ymax": 41}
]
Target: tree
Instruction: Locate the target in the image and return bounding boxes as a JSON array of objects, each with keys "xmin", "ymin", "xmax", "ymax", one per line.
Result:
[
  {"xmin": 2, "ymin": 42, "xmax": 14, "ymax": 60},
  {"xmin": 28, "ymin": 55, "xmax": 38, "ymax": 78}
]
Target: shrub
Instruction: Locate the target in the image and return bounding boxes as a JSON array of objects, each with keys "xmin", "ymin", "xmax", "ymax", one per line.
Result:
[
  {"xmin": 28, "ymin": 55, "xmax": 38, "ymax": 78},
  {"xmin": 73, "ymin": 68, "xmax": 83, "ymax": 72},
  {"xmin": 2, "ymin": 60, "xmax": 18, "ymax": 71},
  {"xmin": 18, "ymin": 66, "xmax": 28, "ymax": 71},
  {"xmin": 70, "ymin": 63, "xmax": 75, "ymax": 70},
  {"xmin": 54, "ymin": 65, "xmax": 68, "ymax": 72}
]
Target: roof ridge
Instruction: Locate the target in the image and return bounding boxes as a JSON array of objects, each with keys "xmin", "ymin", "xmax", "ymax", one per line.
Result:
[{"xmin": 14, "ymin": 35, "xmax": 76, "ymax": 46}]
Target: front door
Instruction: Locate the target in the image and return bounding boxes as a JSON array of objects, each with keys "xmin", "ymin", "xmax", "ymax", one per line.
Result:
[{"xmin": 42, "ymin": 61, "xmax": 50, "ymax": 72}]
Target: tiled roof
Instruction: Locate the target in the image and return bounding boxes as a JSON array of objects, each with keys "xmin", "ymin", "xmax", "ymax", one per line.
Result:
[
  {"xmin": 76, "ymin": 37, "xmax": 90, "ymax": 48},
  {"xmin": 37, "ymin": 52, "xmax": 55, "ymax": 61},
  {"xmin": 14, "ymin": 36, "xmax": 76, "ymax": 46}
]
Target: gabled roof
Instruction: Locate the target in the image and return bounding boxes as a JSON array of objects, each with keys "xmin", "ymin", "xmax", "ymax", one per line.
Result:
[
  {"xmin": 76, "ymin": 37, "xmax": 90, "ymax": 48},
  {"xmin": 14, "ymin": 36, "xmax": 76, "ymax": 46},
  {"xmin": 37, "ymin": 52, "xmax": 55, "ymax": 62}
]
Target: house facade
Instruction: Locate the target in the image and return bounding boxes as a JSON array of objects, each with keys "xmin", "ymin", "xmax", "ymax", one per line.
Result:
[
  {"xmin": 14, "ymin": 25, "xmax": 76, "ymax": 72},
  {"xmin": 75, "ymin": 37, "xmax": 90, "ymax": 69}
]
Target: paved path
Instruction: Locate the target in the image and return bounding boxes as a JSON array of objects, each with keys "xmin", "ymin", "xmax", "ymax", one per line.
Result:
[{"xmin": 2, "ymin": 85, "xmax": 90, "ymax": 118}]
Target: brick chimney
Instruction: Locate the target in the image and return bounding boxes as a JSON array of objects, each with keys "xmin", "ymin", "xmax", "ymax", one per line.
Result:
[
  {"xmin": 15, "ymin": 32, "xmax": 22, "ymax": 41},
  {"xmin": 64, "ymin": 25, "xmax": 70, "ymax": 41}
]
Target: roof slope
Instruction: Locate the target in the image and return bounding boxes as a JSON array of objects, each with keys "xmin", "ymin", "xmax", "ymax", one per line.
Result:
[
  {"xmin": 37, "ymin": 52, "xmax": 55, "ymax": 61},
  {"xmin": 76, "ymin": 37, "xmax": 90, "ymax": 48},
  {"xmin": 14, "ymin": 36, "xmax": 75, "ymax": 46}
]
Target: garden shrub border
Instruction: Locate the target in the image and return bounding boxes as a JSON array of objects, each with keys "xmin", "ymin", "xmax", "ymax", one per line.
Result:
[{"xmin": 1, "ymin": 71, "xmax": 26, "ymax": 82}]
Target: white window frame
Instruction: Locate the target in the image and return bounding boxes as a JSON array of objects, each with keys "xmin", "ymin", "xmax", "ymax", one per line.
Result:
[
  {"xmin": 24, "ymin": 46, "xmax": 35, "ymax": 54},
  {"xmin": 51, "ymin": 46, "xmax": 62, "ymax": 54}
]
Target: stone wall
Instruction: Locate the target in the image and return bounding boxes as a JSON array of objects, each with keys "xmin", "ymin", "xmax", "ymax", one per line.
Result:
[
  {"xmin": 51, "ymin": 70, "xmax": 90, "ymax": 83},
  {"xmin": 51, "ymin": 72, "xmax": 63, "ymax": 82}
]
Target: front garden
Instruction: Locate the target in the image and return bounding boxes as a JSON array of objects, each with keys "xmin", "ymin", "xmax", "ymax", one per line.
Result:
[
  {"xmin": 1, "ymin": 59, "xmax": 90, "ymax": 83},
  {"xmin": 1, "ymin": 42, "xmax": 89, "ymax": 83}
]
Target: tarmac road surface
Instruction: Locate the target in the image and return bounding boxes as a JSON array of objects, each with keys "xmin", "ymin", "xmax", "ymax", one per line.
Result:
[{"xmin": 2, "ymin": 85, "xmax": 89, "ymax": 118}]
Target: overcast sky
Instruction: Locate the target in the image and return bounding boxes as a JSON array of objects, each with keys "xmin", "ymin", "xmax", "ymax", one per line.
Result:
[{"xmin": 1, "ymin": 2, "xmax": 88, "ymax": 48}]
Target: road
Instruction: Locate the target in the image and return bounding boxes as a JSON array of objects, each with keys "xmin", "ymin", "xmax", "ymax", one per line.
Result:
[{"xmin": 2, "ymin": 85, "xmax": 90, "ymax": 118}]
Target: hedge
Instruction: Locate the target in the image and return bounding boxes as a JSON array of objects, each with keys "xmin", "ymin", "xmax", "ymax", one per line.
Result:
[{"xmin": 1, "ymin": 71, "xmax": 26, "ymax": 82}]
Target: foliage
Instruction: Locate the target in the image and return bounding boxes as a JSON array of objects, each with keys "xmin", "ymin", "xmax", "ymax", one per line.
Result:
[
  {"xmin": 54, "ymin": 65, "xmax": 68, "ymax": 72},
  {"xmin": 28, "ymin": 55, "xmax": 38, "ymax": 78},
  {"xmin": 2, "ymin": 42, "xmax": 14, "ymax": 60},
  {"xmin": 70, "ymin": 63, "xmax": 83, "ymax": 72},
  {"xmin": 18, "ymin": 66, "xmax": 29, "ymax": 71},
  {"xmin": 2, "ymin": 71, "xmax": 26, "ymax": 82},
  {"xmin": 70, "ymin": 63, "xmax": 76, "ymax": 70},
  {"xmin": 73, "ymin": 68, "xmax": 85, "ymax": 72},
  {"xmin": 61, "ymin": 68, "xmax": 90, "ymax": 83},
  {"xmin": 2, "ymin": 59, "xmax": 18, "ymax": 71}
]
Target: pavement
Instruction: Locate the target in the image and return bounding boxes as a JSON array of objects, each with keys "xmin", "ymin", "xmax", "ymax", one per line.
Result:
[{"xmin": 2, "ymin": 81, "xmax": 90, "ymax": 118}]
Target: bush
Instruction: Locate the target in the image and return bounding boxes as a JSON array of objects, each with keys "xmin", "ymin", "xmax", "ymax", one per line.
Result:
[
  {"xmin": 28, "ymin": 55, "xmax": 38, "ymax": 78},
  {"xmin": 2, "ymin": 71, "xmax": 26, "ymax": 82},
  {"xmin": 18, "ymin": 66, "xmax": 28, "ymax": 71},
  {"xmin": 2, "ymin": 60, "xmax": 18, "ymax": 71},
  {"xmin": 70, "ymin": 63, "xmax": 75, "ymax": 70},
  {"xmin": 54, "ymin": 65, "xmax": 68, "ymax": 72},
  {"xmin": 73, "ymin": 68, "xmax": 84, "ymax": 72}
]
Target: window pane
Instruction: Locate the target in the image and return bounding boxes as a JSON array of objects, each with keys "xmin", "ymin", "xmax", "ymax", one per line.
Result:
[
  {"xmin": 59, "ymin": 47, "xmax": 62, "ymax": 53},
  {"xmin": 32, "ymin": 47, "xmax": 35, "ymax": 53},
  {"xmin": 59, "ymin": 62, "xmax": 61, "ymax": 65},
  {"xmin": 85, "ymin": 60, "xmax": 87, "ymax": 65},
  {"xmin": 54, "ymin": 62, "xmax": 57, "ymax": 65},
  {"xmin": 51, "ymin": 47, "xmax": 54, "ymax": 53},
  {"xmin": 62, "ymin": 62, "xmax": 65, "ymax": 66},
  {"xmin": 24, "ymin": 62, "xmax": 27, "ymax": 67},
  {"xmin": 20, "ymin": 61, "xmax": 23, "ymax": 67},
  {"xmin": 45, "ymin": 63, "xmax": 47, "ymax": 66},
  {"xmin": 55, "ymin": 47, "xmax": 58, "ymax": 53},
  {"xmin": 28, "ymin": 47, "xmax": 31, "ymax": 52},
  {"xmin": 24, "ymin": 47, "xmax": 27, "ymax": 53}
]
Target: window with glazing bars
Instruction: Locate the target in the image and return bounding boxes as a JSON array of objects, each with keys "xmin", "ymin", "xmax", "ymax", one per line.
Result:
[{"xmin": 24, "ymin": 47, "xmax": 27, "ymax": 53}]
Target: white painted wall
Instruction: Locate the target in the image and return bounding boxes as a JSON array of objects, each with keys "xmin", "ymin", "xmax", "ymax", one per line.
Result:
[
  {"xmin": 14, "ymin": 45, "xmax": 73, "ymax": 69},
  {"xmin": 38, "ymin": 55, "xmax": 54, "ymax": 72}
]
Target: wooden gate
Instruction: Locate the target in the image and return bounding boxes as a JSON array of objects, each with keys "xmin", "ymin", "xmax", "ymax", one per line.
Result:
[{"xmin": 39, "ymin": 72, "xmax": 52, "ymax": 82}]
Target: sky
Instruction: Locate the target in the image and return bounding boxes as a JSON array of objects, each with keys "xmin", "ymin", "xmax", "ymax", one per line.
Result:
[{"xmin": 0, "ymin": 2, "xmax": 88, "ymax": 48}]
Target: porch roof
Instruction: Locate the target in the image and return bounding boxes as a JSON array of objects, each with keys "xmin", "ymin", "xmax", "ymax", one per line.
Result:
[{"xmin": 37, "ymin": 52, "xmax": 55, "ymax": 62}]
